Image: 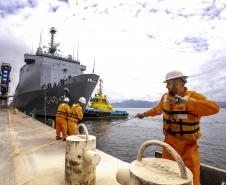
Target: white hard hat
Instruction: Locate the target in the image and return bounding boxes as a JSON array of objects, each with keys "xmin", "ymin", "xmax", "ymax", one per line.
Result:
[
  {"xmin": 63, "ymin": 97, "xmax": 69, "ymax": 103},
  {"xmin": 164, "ymin": 70, "xmax": 188, "ymax": 83},
  {"xmin": 78, "ymin": 97, "xmax": 86, "ymax": 104}
]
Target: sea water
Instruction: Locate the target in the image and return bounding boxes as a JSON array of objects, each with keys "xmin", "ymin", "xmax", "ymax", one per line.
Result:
[{"xmin": 84, "ymin": 108, "xmax": 226, "ymax": 169}]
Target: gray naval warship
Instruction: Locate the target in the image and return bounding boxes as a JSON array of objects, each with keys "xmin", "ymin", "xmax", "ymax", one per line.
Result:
[{"xmin": 12, "ymin": 27, "xmax": 99, "ymax": 117}]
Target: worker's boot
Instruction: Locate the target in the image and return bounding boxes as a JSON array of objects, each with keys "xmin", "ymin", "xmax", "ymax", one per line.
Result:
[{"xmin": 56, "ymin": 136, "xmax": 62, "ymax": 140}]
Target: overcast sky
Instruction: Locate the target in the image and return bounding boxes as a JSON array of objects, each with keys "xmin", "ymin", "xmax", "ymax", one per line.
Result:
[{"xmin": 0, "ymin": 0, "xmax": 226, "ymax": 102}]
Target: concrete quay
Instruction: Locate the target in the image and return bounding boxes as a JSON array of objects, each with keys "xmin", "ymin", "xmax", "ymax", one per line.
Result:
[{"xmin": 0, "ymin": 109, "xmax": 129, "ymax": 185}]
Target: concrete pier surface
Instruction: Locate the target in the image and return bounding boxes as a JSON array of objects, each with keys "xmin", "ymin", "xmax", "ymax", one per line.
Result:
[{"xmin": 0, "ymin": 110, "xmax": 129, "ymax": 185}]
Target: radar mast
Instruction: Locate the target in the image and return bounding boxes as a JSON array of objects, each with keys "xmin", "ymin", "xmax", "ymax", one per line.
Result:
[{"xmin": 48, "ymin": 27, "xmax": 59, "ymax": 55}]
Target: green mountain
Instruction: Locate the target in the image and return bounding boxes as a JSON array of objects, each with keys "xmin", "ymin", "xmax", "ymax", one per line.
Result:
[{"xmin": 111, "ymin": 99, "xmax": 226, "ymax": 108}]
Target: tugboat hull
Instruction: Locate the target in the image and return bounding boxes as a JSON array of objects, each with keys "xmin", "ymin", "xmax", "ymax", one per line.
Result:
[{"xmin": 84, "ymin": 109, "xmax": 129, "ymax": 119}]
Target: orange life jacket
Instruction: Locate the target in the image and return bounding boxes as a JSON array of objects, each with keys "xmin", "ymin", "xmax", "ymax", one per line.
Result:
[
  {"xmin": 56, "ymin": 103, "xmax": 70, "ymax": 119},
  {"xmin": 68, "ymin": 103, "xmax": 83, "ymax": 123},
  {"xmin": 162, "ymin": 91, "xmax": 201, "ymax": 141}
]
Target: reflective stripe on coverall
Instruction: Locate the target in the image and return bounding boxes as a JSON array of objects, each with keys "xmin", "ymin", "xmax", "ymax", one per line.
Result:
[
  {"xmin": 68, "ymin": 103, "xmax": 84, "ymax": 135},
  {"xmin": 143, "ymin": 88, "xmax": 220, "ymax": 185},
  {"xmin": 56, "ymin": 102, "xmax": 71, "ymax": 139}
]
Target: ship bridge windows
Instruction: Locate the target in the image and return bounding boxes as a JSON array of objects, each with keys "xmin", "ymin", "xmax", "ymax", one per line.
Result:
[{"xmin": 25, "ymin": 58, "xmax": 35, "ymax": 64}]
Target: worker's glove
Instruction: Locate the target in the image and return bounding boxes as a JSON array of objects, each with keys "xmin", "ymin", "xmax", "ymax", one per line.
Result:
[
  {"xmin": 171, "ymin": 95, "xmax": 188, "ymax": 104},
  {"xmin": 135, "ymin": 113, "xmax": 145, "ymax": 119}
]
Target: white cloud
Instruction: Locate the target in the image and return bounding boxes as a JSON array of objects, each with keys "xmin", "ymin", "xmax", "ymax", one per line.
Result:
[
  {"xmin": 189, "ymin": 50, "xmax": 226, "ymax": 102},
  {"xmin": 0, "ymin": 0, "xmax": 226, "ymax": 101}
]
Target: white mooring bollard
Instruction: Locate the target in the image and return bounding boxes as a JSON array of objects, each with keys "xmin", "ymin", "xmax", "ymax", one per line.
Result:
[
  {"xmin": 116, "ymin": 140, "xmax": 193, "ymax": 185},
  {"xmin": 65, "ymin": 123, "xmax": 101, "ymax": 185}
]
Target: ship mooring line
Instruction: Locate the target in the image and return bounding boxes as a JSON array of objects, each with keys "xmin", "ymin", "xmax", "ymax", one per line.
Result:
[
  {"xmin": 110, "ymin": 116, "xmax": 137, "ymax": 127},
  {"xmin": 95, "ymin": 116, "xmax": 136, "ymax": 139}
]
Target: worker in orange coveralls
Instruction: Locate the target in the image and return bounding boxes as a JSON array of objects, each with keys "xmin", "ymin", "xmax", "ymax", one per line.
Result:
[
  {"xmin": 68, "ymin": 97, "xmax": 86, "ymax": 135},
  {"xmin": 136, "ymin": 70, "xmax": 220, "ymax": 185},
  {"xmin": 56, "ymin": 97, "xmax": 71, "ymax": 141}
]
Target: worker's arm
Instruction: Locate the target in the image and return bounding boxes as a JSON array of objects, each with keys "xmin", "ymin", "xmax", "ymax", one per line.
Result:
[
  {"xmin": 187, "ymin": 93, "xmax": 220, "ymax": 117},
  {"xmin": 143, "ymin": 95, "xmax": 164, "ymax": 117},
  {"xmin": 76, "ymin": 106, "xmax": 84, "ymax": 121}
]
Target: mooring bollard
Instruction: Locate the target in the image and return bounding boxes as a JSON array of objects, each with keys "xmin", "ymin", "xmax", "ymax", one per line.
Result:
[
  {"xmin": 65, "ymin": 123, "xmax": 101, "ymax": 185},
  {"xmin": 51, "ymin": 119, "xmax": 55, "ymax": 128},
  {"xmin": 116, "ymin": 140, "xmax": 193, "ymax": 185},
  {"xmin": 31, "ymin": 112, "xmax": 36, "ymax": 119},
  {"xmin": 48, "ymin": 119, "xmax": 55, "ymax": 128},
  {"xmin": 12, "ymin": 107, "xmax": 18, "ymax": 114}
]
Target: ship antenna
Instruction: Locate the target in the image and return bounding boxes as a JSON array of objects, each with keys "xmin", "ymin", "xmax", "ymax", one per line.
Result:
[
  {"xmin": 76, "ymin": 41, "xmax": 79, "ymax": 61},
  {"xmin": 48, "ymin": 27, "xmax": 58, "ymax": 55},
  {"xmin": 31, "ymin": 41, "xmax": 33, "ymax": 53},
  {"xmin": 73, "ymin": 41, "xmax": 75, "ymax": 60},
  {"xmin": 36, "ymin": 28, "xmax": 44, "ymax": 54},
  {"xmin": 98, "ymin": 78, "xmax": 103, "ymax": 96},
  {"xmin": 92, "ymin": 57, "xmax": 95, "ymax": 74},
  {"xmin": 39, "ymin": 28, "xmax": 43, "ymax": 48}
]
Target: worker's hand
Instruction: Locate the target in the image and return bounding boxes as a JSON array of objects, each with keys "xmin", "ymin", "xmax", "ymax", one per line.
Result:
[
  {"xmin": 171, "ymin": 95, "xmax": 188, "ymax": 104},
  {"xmin": 135, "ymin": 113, "xmax": 145, "ymax": 119}
]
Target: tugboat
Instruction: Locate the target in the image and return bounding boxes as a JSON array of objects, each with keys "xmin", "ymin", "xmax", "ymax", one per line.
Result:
[
  {"xmin": 84, "ymin": 79, "xmax": 129, "ymax": 118},
  {"xmin": 12, "ymin": 27, "xmax": 99, "ymax": 117}
]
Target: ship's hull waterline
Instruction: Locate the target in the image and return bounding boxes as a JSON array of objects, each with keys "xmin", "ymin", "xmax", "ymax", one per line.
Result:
[{"xmin": 13, "ymin": 74, "xmax": 99, "ymax": 117}]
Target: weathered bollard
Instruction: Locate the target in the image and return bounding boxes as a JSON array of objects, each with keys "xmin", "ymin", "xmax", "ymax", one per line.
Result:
[
  {"xmin": 116, "ymin": 140, "xmax": 193, "ymax": 185},
  {"xmin": 12, "ymin": 107, "xmax": 18, "ymax": 114},
  {"xmin": 31, "ymin": 112, "xmax": 36, "ymax": 119},
  {"xmin": 48, "ymin": 119, "xmax": 55, "ymax": 128},
  {"xmin": 65, "ymin": 123, "xmax": 101, "ymax": 185},
  {"xmin": 51, "ymin": 119, "xmax": 55, "ymax": 128}
]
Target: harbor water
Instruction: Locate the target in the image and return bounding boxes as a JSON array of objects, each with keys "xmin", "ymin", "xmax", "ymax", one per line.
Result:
[
  {"xmin": 37, "ymin": 108, "xmax": 226, "ymax": 170},
  {"xmin": 84, "ymin": 108, "xmax": 226, "ymax": 170}
]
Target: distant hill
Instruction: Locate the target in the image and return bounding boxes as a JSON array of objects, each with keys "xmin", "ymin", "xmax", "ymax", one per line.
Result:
[
  {"xmin": 111, "ymin": 99, "xmax": 226, "ymax": 108},
  {"xmin": 111, "ymin": 99, "xmax": 158, "ymax": 108},
  {"xmin": 217, "ymin": 102, "xmax": 226, "ymax": 108}
]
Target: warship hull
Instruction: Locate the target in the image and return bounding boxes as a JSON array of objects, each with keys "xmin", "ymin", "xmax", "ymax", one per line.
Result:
[{"xmin": 13, "ymin": 74, "xmax": 99, "ymax": 117}]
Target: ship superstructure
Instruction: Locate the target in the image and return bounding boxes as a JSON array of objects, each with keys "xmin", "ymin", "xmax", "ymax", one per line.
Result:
[{"xmin": 13, "ymin": 27, "xmax": 99, "ymax": 117}]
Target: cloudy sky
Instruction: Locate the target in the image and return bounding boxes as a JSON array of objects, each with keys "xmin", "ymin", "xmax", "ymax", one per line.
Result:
[{"xmin": 0, "ymin": 0, "xmax": 226, "ymax": 102}]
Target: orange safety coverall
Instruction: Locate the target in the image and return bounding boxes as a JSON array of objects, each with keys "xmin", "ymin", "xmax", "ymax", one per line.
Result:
[
  {"xmin": 68, "ymin": 103, "xmax": 84, "ymax": 135},
  {"xmin": 56, "ymin": 102, "xmax": 71, "ymax": 139},
  {"xmin": 143, "ymin": 88, "xmax": 220, "ymax": 185}
]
